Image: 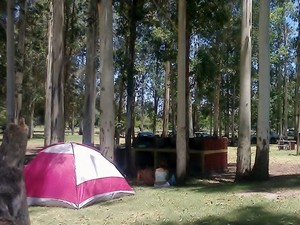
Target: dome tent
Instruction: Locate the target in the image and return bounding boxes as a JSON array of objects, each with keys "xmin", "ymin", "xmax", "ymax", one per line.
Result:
[{"xmin": 24, "ymin": 142, "xmax": 134, "ymax": 209}]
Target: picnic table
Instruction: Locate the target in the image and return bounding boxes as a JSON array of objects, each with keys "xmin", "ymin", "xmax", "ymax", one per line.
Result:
[{"xmin": 277, "ymin": 139, "xmax": 296, "ymax": 150}]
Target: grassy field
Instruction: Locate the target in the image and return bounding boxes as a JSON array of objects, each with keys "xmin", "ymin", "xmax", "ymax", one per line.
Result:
[{"xmin": 25, "ymin": 133, "xmax": 300, "ymax": 225}]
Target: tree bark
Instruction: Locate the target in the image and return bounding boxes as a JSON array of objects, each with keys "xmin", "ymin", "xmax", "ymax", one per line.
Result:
[
  {"xmin": 296, "ymin": 6, "xmax": 300, "ymax": 155},
  {"xmin": 125, "ymin": 0, "xmax": 139, "ymax": 175},
  {"xmin": 83, "ymin": 0, "xmax": 98, "ymax": 147},
  {"xmin": 176, "ymin": 0, "xmax": 187, "ymax": 182},
  {"xmin": 99, "ymin": 0, "xmax": 115, "ymax": 162},
  {"xmin": 51, "ymin": 0, "xmax": 65, "ymax": 144},
  {"xmin": 0, "ymin": 121, "xmax": 30, "ymax": 225},
  {"xmin": 213, "ymin": 72, "xmax": 221, "ymax": 137},
  {"xmin": 236, "ymin": 0, "xmax": 252, "ymax": 181},
  {"xmin": 162, "ymin": 61, "xmax": 171, "ymax": 137},
  {"xmin": 44, "ymin": 3, "xmax": 53, "ymax": 146},
  {"xmin": 15, "ymin": 0, "xmax": 27, "ymax": 123},
  {"xmin": 6, "ymin": 0, "xmax": 16, "ymax": 123},
  {"xmin": 251, "ymin": 0, "xmax": 270, "ymax": 181}
]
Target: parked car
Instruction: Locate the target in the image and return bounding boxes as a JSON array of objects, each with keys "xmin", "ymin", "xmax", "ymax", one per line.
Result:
[
  {"xmin": 250, "ymin": 131, "xmax": 279, "ymax": 144},
  {"xmin": 137, "ymin": 131, "xmax": 155, "ymax": 137},
  {"xmin": 194, "ymin": 131, "xmax": 210, "ymax": 138}
]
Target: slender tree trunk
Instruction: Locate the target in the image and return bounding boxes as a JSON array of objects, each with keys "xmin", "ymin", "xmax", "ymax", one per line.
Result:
[
  {"xmin": 6, "ymin": 0, "xmax": 16, "ymax": 123},
  {"xmin": 213, "ymin": 72, "xmax": 221, "ymax": 137},
  {"xmin": 116, "ymin": 77, "xmax": 125, "ymax": 145},
  {"xmin": 152, "ymin": 59, "xmax": 159, "ymax": 134},
  {"xmin": 276, "ymin": 63, "xmax": 282, "ymax": 135},
  {"xmin": 50, "ymin": 0, "xmax": 65, "ymax": 143},
  {"xmin": 295, "ymin": 4, "xmax": 300, "ymax": 155},
  {"xmin": 99, "ymin": 0, "xmax": 115, "ymax": 162},
  {"xmin": 171, "ymin": 72, "xmax": 176, "ymax": 134},
  {"xmin": 231, "ymin": 84, "xmax": 237, "ymax": 141},
  {"xmin": 162, "ymin": 61, "xmax": 171, "ymax": 137},
  {"xmin": 236, "ymin": 0, "xmax": 252, "ymax": 181},
  {"xmin": 15, "ymin": 0, "xmax": 27, "ymax": 122},
  {"xmin": 176, "ymin": 0, "xmax": 187, "ymax": 182},
  {"xmin": 83, "ymin": 0, "xmax": 98, "ymax": 147},
  {"xmin": 140, "ymin": 73, "xmax": 145, "ymax": 131},
  {"xmin": 125, "ymin": 0, "xmax": 139, "ymax": 175},
  {"xmin": 188, "ymin": 94, "xmax": 193, "ymax": 137},
  {"xmin": 186, "ymin": 30, "xmax": 192, "ymax": 138},
  {"xmin": 251, "ymin": 0, "xmax": 270, "ymax": 180},
  {"xmin": 277, "ymin": 14, "xmax": 283, "ymax": 136},
  {"xmin": 28, "ymin": 102, "xmax": 35, "ymax": 139},
  {"xmin": 44, "ymin": 3, "xmax": 53, "ymax": 146},
  {"xmin": 283, "ymin": 21, "xmax": 288, "ymax": 138}
]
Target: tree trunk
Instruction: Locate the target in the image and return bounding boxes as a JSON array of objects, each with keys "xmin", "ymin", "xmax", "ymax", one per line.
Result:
[
  {"xmin": 125, "ymin": 0, "xmax": 139, "ymax": 176},
  {"xmin": 236, "ymin": 0, "xmax": 252, "ymax": 181},
  {"xmin": 99, "ymin": 0, "xmax": 115, "ymax": 162},
  {"xmin": 15, "ymin": 0, "xmax": 27, "ymax": 123},
  {"xmin": 28, "ymin": 102, "xmax": 35, "ymax": 139},
  {"xmin": 152, "ymin": 59, "xmax": 160, "ymax": 135},
  {"xmin": 140, "ymin": 73, "xmax": 145, "ymax": 132},
  {"xmin": 171, "ymin": 72, "xmax": 176, "ymax": 134},
  {"xmin": 251, "ymin": 0, "xmax": 270, "ymax": 181},
  {"xmin": 162, "ymin": 61, "xmax": 171, "ymax": 137},
  {"xmin": 83, "ymin": 0, "xmax": 98, "ymax": 147},
  {"xmin": 44, "ymin": 2, "xmax": 53, "ymax": 146},
  {"xmin": 283, "ymin": 20, "xmax": 288, "ymax": 138},
  {"xmin": 231, "ymin": 84, "xmax": 237, "ymax": 141},
  {"xmin": 50, "ymin": 0, "xmax": 65, "ymax": 144},
  {"xmin": 0, "ymin": 121, "xmax": 30, "ymax": 225},
  {"xmin": 213, "ymin": 72, "xmax": 221, "ymax": 137},
  {"xmin": 116, "ymin": 73, "xmax": 125, "ymax": 145},
  {"xmin": 6, "ymin": 0, "xmax": 16, "ymax": 123},
  {"xmin": 176, "ymin": 0, "xmax": 187, "ymax": 182},
  {"xmin": 188, "ymin": 94, "xmax": 193, "ymax": 137},
  {"xmin": 186, "ymin": 30, "xmax": 192, "ymax": 138},
  {"xmin": 296, "ymin": 7, "xmax": 300, "ymax": 155}
]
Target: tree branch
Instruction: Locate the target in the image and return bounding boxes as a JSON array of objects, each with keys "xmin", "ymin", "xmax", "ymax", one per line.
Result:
[{"xmin": 150, "ymin": 0, "xmax": 177, "ymax": 31}]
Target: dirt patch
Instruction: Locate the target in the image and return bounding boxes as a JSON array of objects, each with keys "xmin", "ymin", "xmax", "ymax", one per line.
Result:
[
  {"xmin": 207, "ymin": 160, "xmax": 300, "ymax": 186},
  {"xmin": 269, "ymin": 162, "xmax": 300, "ymax": 176}
]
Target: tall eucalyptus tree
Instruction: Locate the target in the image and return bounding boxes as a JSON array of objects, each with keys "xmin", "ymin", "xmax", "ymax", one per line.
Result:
[
  {"xmin": 6, "ymin": 0, "xmax": 15, "ymax": 123},
  {"xmin": 99, "ymin": 0, "xmax": 115, "ymax": 162},
  {"xmin": 123, "ymin": 0, "xmax": 145, "ymax": 174},
  {"xmin": 236, "ymin": 0, "xmax": 252, "ymax": 181},
  {"xmin": 44, "ymin": 2, "xmax": 53, "ymax": 146},
  {"xmin": 296, "ymin": 2, "xmax": 300, "ymax": 155},
  {"xmin": 83, "ymin": 0, "xmax": 98, "ymax": 147},
  {"xmin": 15, "ymin": 0, "xmax": 27, "ymax": 123},
  {"xmin": 177, "ymin": 0, "xmax": 187, "ymax": 182},
  {"xmin": 45, "ymin": 0, "xmax": 65, "ymax": 144},
  {"xmin": 252, "ymin": 0, "xmax": 271, "ymax": 180}
]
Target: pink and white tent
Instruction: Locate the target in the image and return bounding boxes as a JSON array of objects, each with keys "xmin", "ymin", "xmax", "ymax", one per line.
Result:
[{"xmin": 24, "ymin": 142, "xmax": 134, "ymax": 209}]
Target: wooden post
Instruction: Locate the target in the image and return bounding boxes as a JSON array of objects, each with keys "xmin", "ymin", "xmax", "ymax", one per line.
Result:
[{"xmin": 0, "ymin": 120, "xmax": 30, "ymax": 225}]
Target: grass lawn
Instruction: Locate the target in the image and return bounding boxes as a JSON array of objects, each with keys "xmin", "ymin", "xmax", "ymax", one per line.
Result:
[{"xmin": 26, "ymin": 134, "xmax": 300, "ymax": 225}]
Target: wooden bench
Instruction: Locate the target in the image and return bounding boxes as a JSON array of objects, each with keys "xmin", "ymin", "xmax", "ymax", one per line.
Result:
[
  {"xmin": 277, "ymin": 140, "xmax": 291, "ymax": 150},
  {"xmin": 278, "ymin": 144, "xmax": 290, "ymax": 150}
]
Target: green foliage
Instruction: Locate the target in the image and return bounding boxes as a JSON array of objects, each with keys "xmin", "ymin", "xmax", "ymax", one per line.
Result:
[{"xmin": 0, "ymin": 0, "xmax": 298, "ymax": 140}]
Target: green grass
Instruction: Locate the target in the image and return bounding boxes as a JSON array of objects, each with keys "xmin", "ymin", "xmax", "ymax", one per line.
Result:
[
  {"xmin": 29, "ymin": 180, "xmax": 300, "ymax": 225},
  {"xmin": 26, "ymin": 137, "xmax": 300, "ymax": 225}
]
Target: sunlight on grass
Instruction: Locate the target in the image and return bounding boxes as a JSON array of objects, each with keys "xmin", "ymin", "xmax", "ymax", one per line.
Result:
[{"xmin": 29, "ymin": 184, "xmax": 300, "ymax": 225}]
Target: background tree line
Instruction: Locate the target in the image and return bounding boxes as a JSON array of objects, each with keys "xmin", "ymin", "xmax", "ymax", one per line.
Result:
[{"xmin": 0, "ymin": 0, "xmax": 299, "ymax": 181}]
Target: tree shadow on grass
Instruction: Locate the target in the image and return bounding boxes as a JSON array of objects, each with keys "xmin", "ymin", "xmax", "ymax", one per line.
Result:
[
  {"xmin": 156, "ymin": 205, "xmax": 300, "ymax": 225},
  {"xmin": 174, "ymin": 173, "xmax": 300, "ymax": 194}
]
